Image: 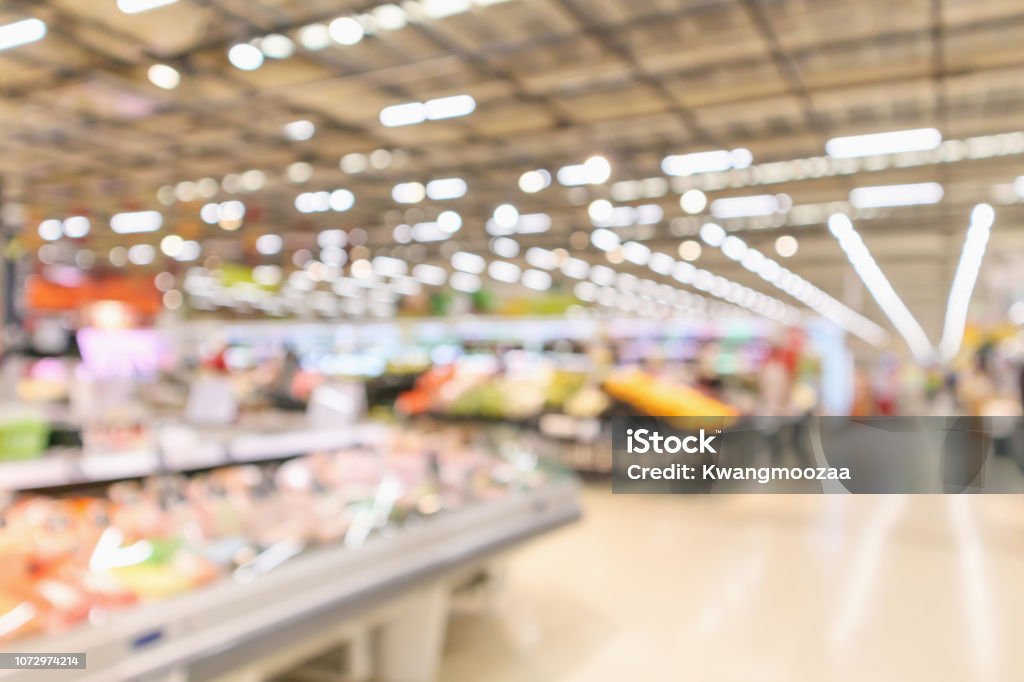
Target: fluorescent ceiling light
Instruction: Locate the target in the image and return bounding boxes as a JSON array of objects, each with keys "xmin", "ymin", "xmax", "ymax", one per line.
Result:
[
  {"xmin": 699, "ymin": 222, "xmax": 726, "ymax": 247},
  {"xmin": 298, "ymin": 24, "xmax": 331, "ymax": 50},
  {"xmin": 557, "ymin": 155, "xmax": 611, "ymax": 186},
  {"xmin": 228, "ymin": 44, "xmax": 264, "ymax": 71},
  {"xmin": 260, "ymin": 34, "xmax": 294, "ymax": 59},
  {"xmin": 380, "ymin": 95, "xmax": 475, "ymax": 127},
  {"xmin": 454, "ymin": 249, "xmax": 485, "ymax": 274},
  {"xmin": 111, "ymin": 211, "xmax": 163, "ymax": 234},
  {"xmin": 661, "ymin": 148, "xmax": 752, "ymax": 176},
  {"xmin": 522, "ymin": 269, "xmax": 552, "ymax": 291},
  {"xmin": 117, "ymin": 0, "xmax": 177, "ymax": 14},
  {"xmin": 679, "ymin": 189, "xmax": 707, "ymax": 214},
  {"xmin": 492, "ymin": 203, "xmax": 519, "ymax": 230},
  {"xmin": 62, "ymin": 216, "xmax": 90, "ymax": 238},
  {"xmin": 525, "ymin": 247, "xmax": 557, "ymax": 270},
  {"xmin": 710, "ymin": 194, "xmax": 790, "ymax": 219},
  {"xmin": 410, "ymin": 222, "xmax": 448, "ymax": 242},
  {"xmin": 392, "ymin": 182, "xmax": 426, "ymax": 203},
  {"xmin": 147, "ymin": 64, "xmax": 180, "ymax": 90},
  {"xmin": 283, "ymin": 120, "xmax": 315, "ymax": 141},
  {"xmin": 449, "ymin": 272, "xmax": 481, "ymax": 293},
  {"xmin": 374, "ymin": 5, "xmax": 408, "ymax": 30},
  {"xmin": 516, "ymin": 213, "xmax": 551, "ymax": 234},
  {"xmin": 424, "ymin": 94, "xmax": 475, "ymax": 120},
  {"xmin": 849, "ymin": 182, "xmax": 943, "ymax": 209},
  {"xmin": 380, "ymin": 102, "xmax": 427, "ymax": 127},
  {"xmin": 421, "ymin": 0, "xmax": 473, "ymax": 19},
  {"xmin": 0, "ymin": 18, "xmax": 46, "ymax": 51},
  {"xmin": 825, "ymin": 128, "xmax": 942, "ymax": 159},
  {"xmin": 828, "ymin": 214, "xmax": 933, "ymax": 360},
  {"xmin": 939, "ymin": 205, "xmax": 995, "ymax": 361},
  {"xmin": 488, "ymin": 261, "xmax": 521, "ymax": 284},
  {"xmin": 329, "ymin": 189, "xmax": 355, "ymax": 211},
  {"xmin": 437, "ymin": 210, "xmax": 462, "ymax": 233},
  {"xmin": 518, "ymin": 169, "xmax": 550, "ymax": 193},
  {"xmin": 426, "ymin": 177, "xmax": 467, "ymax": 200},
  {"xmin": 328, "ymin": 17, "xmax": 365, "ymax": 45}
]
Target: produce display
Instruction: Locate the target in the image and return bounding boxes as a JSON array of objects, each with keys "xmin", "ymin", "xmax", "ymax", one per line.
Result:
[
  {"xmin": 0, "ymin": 426, "xmax": 551, "ymax": 643},
  {"xmin": 396, "ymin": 360, "xmax": 610, "ymax": 421},
  {"xmin": 603, "ymin": 369, "xmax": 740, "ymax": 419}
]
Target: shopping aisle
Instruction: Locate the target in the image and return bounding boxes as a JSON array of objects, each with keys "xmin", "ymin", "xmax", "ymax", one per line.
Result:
[{"xmin": 441, "ymin": 484, "xmax": 1024, "ymax": 682}]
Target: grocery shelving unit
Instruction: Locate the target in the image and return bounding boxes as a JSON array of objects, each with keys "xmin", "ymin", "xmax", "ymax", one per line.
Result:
[
  {"xmin": 0, "ymin": 477, "xmax": 579, "ymax": 682},
  {"xmin": 0, "ymin": 424, "xmax": 391, "ymax": 492}
]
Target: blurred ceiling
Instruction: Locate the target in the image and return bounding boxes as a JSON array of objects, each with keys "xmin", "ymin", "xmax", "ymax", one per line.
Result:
[{"xmin": 1, "ymin": 0, "xmax": 1023, "ymax": 357}]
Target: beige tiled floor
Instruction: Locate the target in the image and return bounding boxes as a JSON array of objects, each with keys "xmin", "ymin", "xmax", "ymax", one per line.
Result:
[{"xmin": 441, "ymin": 484, "xmax": 1024, "ymax": 682}]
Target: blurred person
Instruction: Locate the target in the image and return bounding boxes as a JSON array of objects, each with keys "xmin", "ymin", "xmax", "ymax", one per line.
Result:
[
  {"xmin": 757, "ymin": 343, "xmax": 812, "ymax": 466},
  {"xmin": 958, "ymin": 343, "xmax": 997, "ymax": 417}
]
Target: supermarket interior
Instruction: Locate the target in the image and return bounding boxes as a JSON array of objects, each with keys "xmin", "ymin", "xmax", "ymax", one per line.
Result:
[{"xmin": 1, "ymin": 0, "xmax": 1024, "ymax": 680}]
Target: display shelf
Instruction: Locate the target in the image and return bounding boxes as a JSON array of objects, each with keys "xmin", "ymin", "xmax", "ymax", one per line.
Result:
[
  {"xmin": 0, "ymin": 423, "xmax": 388, "ymax": 492},
  {"xmin": 226, "ymin": 423, "xmax": 389, "ymax": 462},
  {"xmin": 0, "ymin": 478, "xmax": 580, "ymax": 682}
]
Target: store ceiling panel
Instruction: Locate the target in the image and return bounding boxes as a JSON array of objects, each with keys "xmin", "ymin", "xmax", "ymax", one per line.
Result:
[{"xmin": 0, "ymin": 0, "xmax": 1022, "ymax": 358}]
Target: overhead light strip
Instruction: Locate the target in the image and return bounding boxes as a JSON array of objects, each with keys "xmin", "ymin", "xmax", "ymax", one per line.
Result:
[
  {"xmin": 827, "ymin": 214, "xmax": 933, "ymax": 360},
  {"xmin": 939, "ymin": 204, "xmax": 996, "ymax": 361},
  {"xmin": 697, "ymin": 222, "xmax": 888, "ymax": 346}
]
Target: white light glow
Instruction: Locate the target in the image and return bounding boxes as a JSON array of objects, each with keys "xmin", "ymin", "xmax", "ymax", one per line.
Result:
[
  {"xmin": 392, "ymin": 182, "xmax": 426, "ymax": 204},
  {"xmin": 260, "ymin": 34, "xmax": 294, "ymax": 59},
  {"xmin": 374, "ymin": 5, "xmax": 408, "ymax": 30},
  {"xmin": 557, "ymin": 155, "xmax": 611, "ymax": 186},
  {"xmin": 228, "ymin": 43, "xmax": 264, "ymax": 71},
  {"xmin": 329, "ymin": 17, "xmax": 365, "ymax": 45},
  {"xmin": 828, "ymin": 213, "xmax": 932, "ymax": 359},
  {"xmin": 451, "ymin": 251, "xmax": 485, "ymax": 274},
  {"xmin": 411, "ymin": 222, "xmax": 448, "ymax": 242},
  {"xmin": 488, "ymin": 260, "xmax": 521, "ymax": 284},
  {"xmin": 380, "ymin": 102, "xmax": 427, "ymax": 127},
  {"xmin": 492, "ymin": 204, "xmax": 519, "ymax": 230},
  {"xmin": 449, "ymin": 271, "xmax": 481, "ymax": 293},
  {"xmin": 518, "ymin": 169, "xmax": 550, "ymax": 193},
  {"xmin": 775, "ymin": 235, "xmax": 798, "ymax": 258},
  {"xmin": 329, "ymin": 189, "xmax": 355, "ymax": 211},
  {"xmin": 422, "ymin": 0, "xmax": 472, "ymax": 18},
  {"xmin": 287, "ymin": 161, "xmax": 313, "ymax": 183},
  {"xmin": 117, "ymin": 0, "xmax": 177, "ymax": 14},
  {"xmin": 517, "ymin": 213, "xmax": 551, "ymax": 234},
  {"xmin": 424, "ymin": 94, "xmax": 476, "ymax": 120},
  {"xmin": 710, "ymin": 194, "xmax": 790, "ymax": 219},
  {"xmin": 939, "ymin": 205, "xmax": 995, "ymax": 361},
  {"xmin": 426, "ymin": 177, "xmax": 467, "ymax": 200},
  {"xmin": 522, "ymin": 269, "xmax": 552, "ymax": 291},
  {"xmin": 438, "ymin": 210, "xmax": 462, "ymax": 233},
  {"xmin": 298, "ymin": 24, "xmax": 331, "ymax": 50},
  {"xmin": 38, "ymin": 219, "xmax": 62, "ymax": 241},
  {"xmin": 590, "ymin": 228, "xmax": 620, "ymax": 252},
  {"xmin": 588, "ymin": 199, "xmax": 613, "ymax": 223},
  {"xmin": 340, "ymin": 153, "xmax": 368, "ymax": 174},
  {"xmin": 662, "ymin": 148, "xmax": 752, "ymax": 176},
  {"xmin": 283, "ymin": 120, "xmax": 315, "ymax": 141},
  {"xmin": 128, "ymin": 244, "xmax": 156, "ymax": 265},
  {"xmin": 699, "ymin": 222, "xmax": 726, "ymax": 247},
  {"xmin": 111, "ymin": 211, "xmax": 163, "ymax": 234},
  {"xmin": 256, "ymin": 234, "xmax": 283, "ymax": 255},
  {"xmin": 147, "ymin": 64, "xmax": 180, "ymax": 90},
  {"xmin": 680, "ymin": 189, "xmax": 707, "ymax": 214},
  {"xmin": 678, "ymin": 240, "xmax": 701, "ymax": 261},
  {"xmin": 525, "ymin": 247, "xmax": 557, "ymax": 270},
  {"xmin": 62, "ymin": 216, "xmax": 90, "ymax": 238},
  {"xmin": 490, "ymin": 237, "xmax": 519, "ymax": 258},
  {"xmin": 849, "ymin": 182, "xmax": 944, "ymax": 209},
  {"xmin": 160, "ymin": 235, "xmax": 183, "ymax": 258},
  {"xmin": 826, "ymin": 128, "xmax": 942, "ymax": 159}
]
